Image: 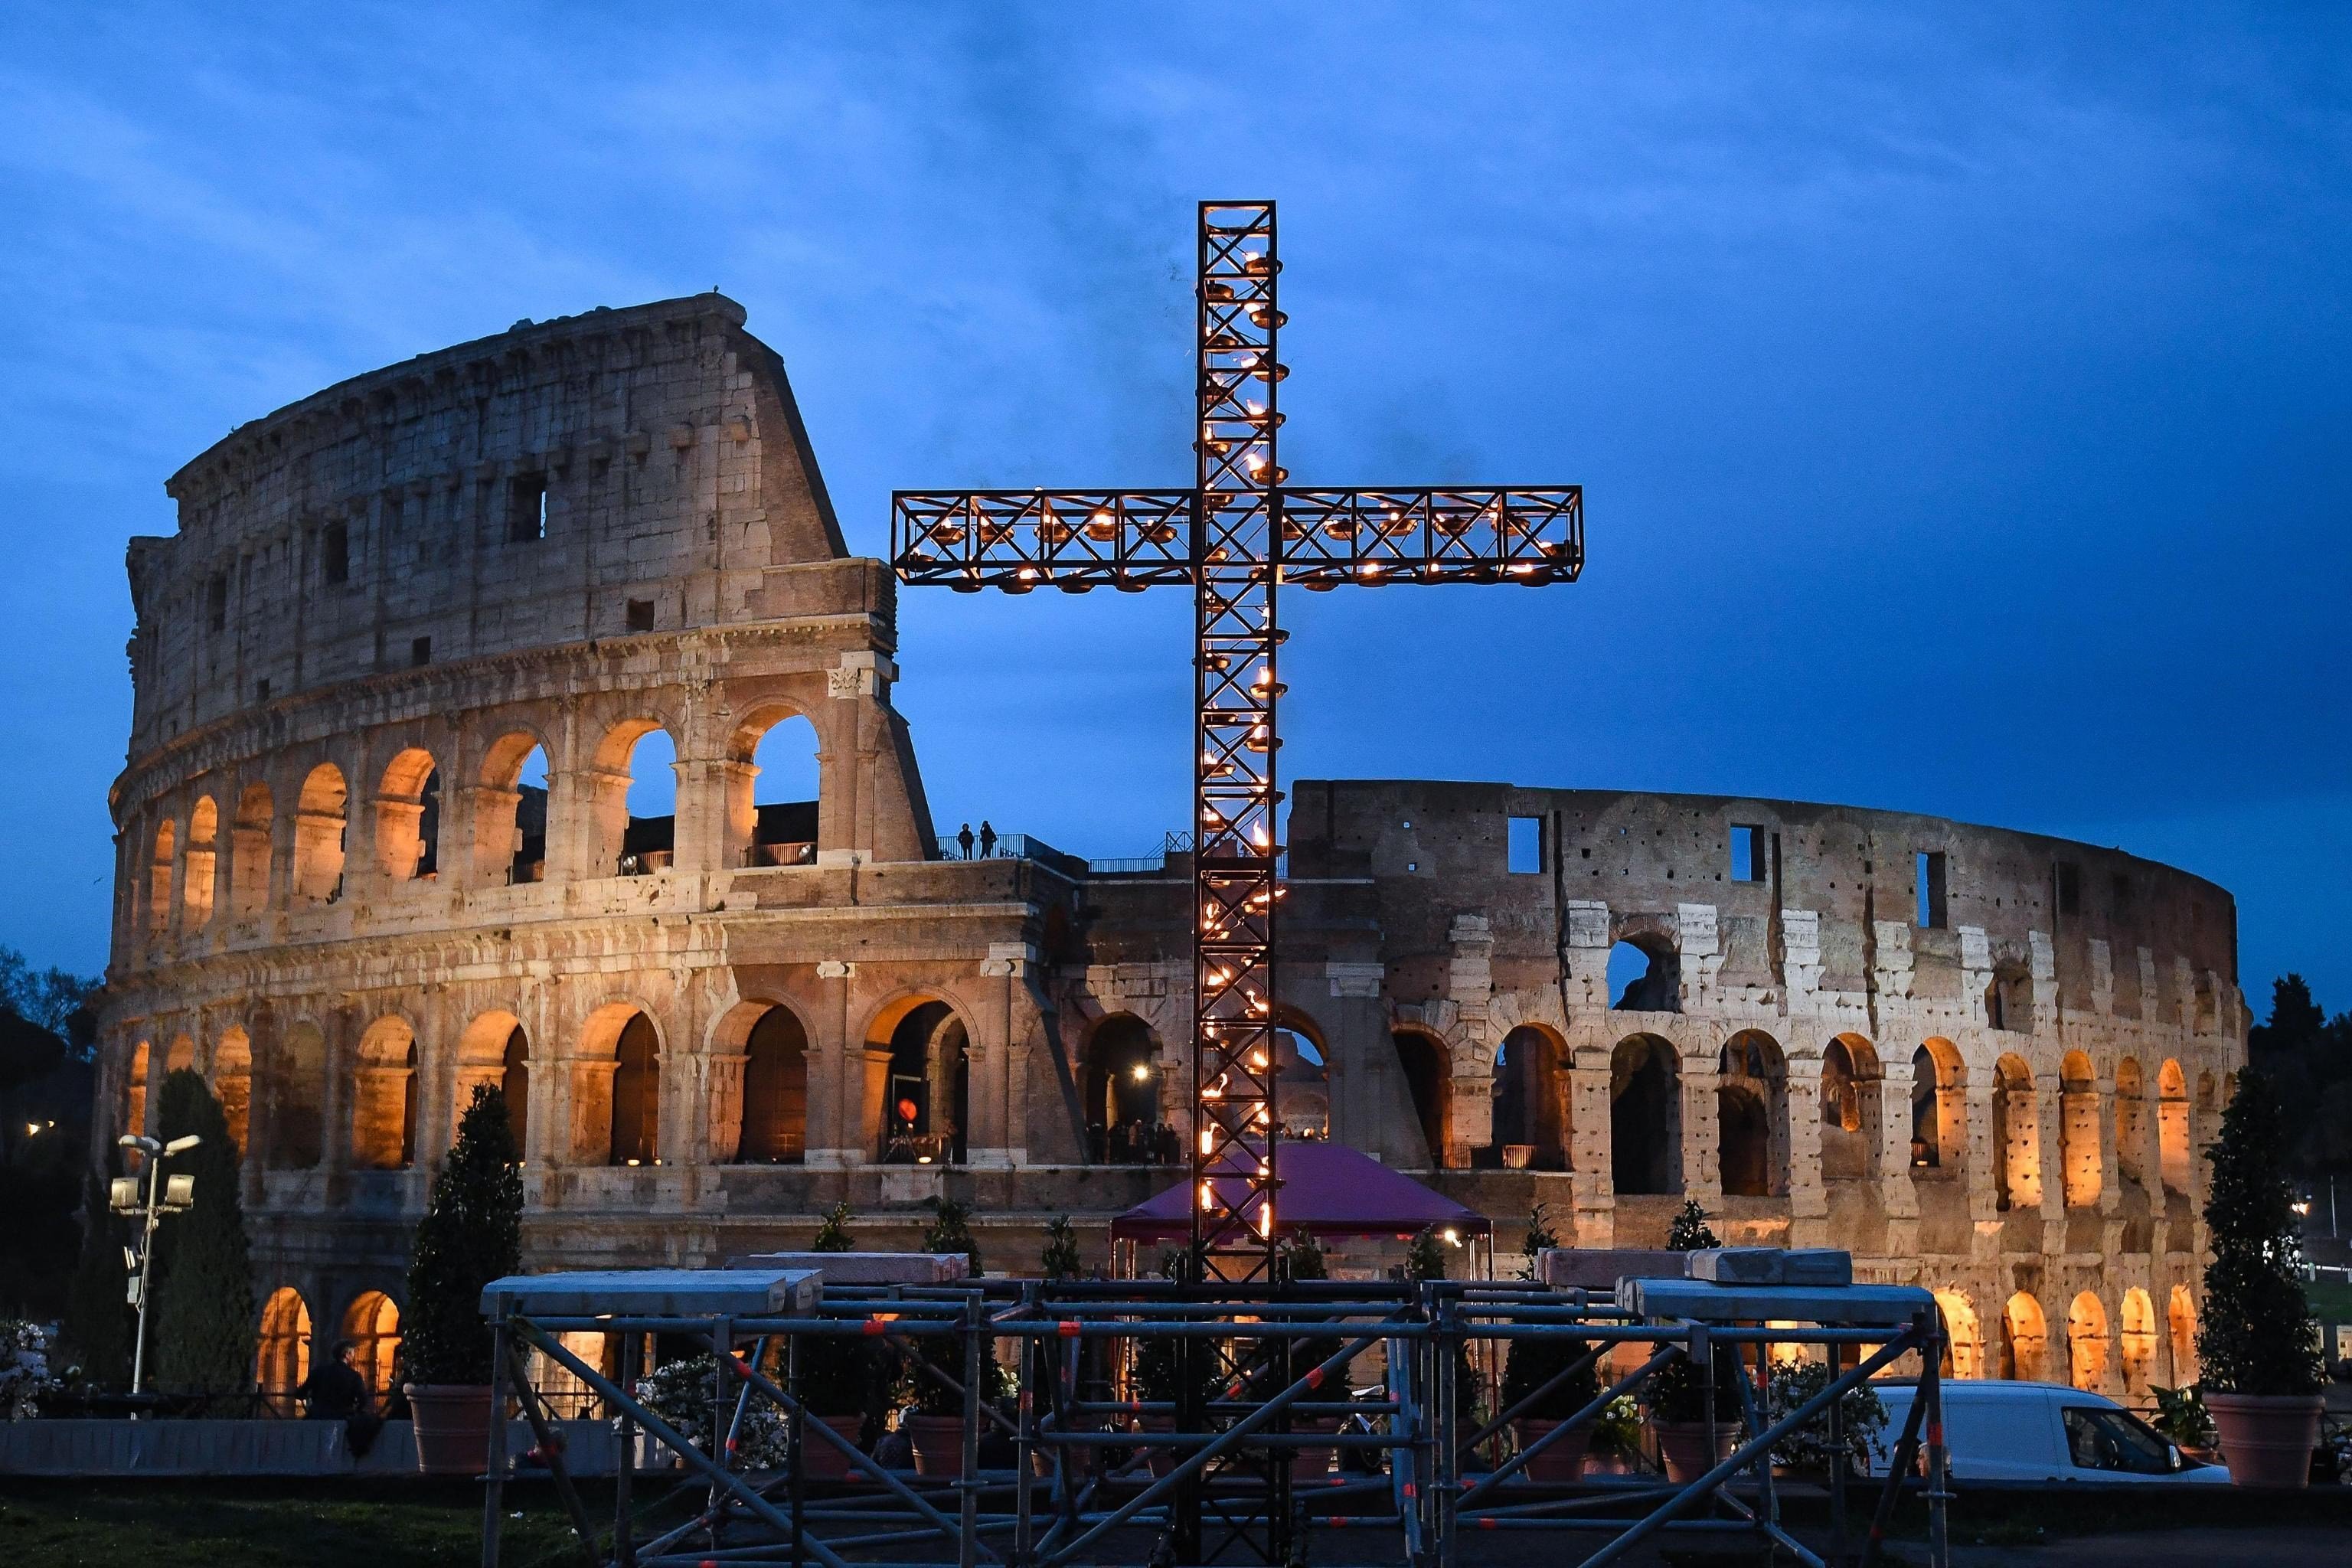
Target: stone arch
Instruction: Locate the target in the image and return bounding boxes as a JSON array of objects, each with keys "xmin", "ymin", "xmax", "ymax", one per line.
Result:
[
  {"xmin": 351, "ymin": 1016, "xmax": 419, "ymax": 1169},
  {"xmin": 165, "ymin": 1033, "xmax": 196, "ymax": 1075},
  {"xmin": 230, "ymin": 782, "xmax": 273, "ymax": 916},
  {"xmin": 126, "ymin": 1038, "xmax": 151, "ymax": 1138},
  {"xmin": 2167, "ymin": 1285, "xmax": 2197, "ymax": 1384},
  {"xmin": 374, "ymin": 746, "xmax": 441, "ymax": 883},
  {"xmin": 2066, "ymin": 1291, "xmax": 2110, "ymax": 1392},
  {"xmin": 255, "ymin": 1286, "xmax": 312, "ymax": 1413},
  {"xmin": 1390, "ymin": 1027, "xmax": 1451, "ymax": 1169},
  {"xmin": 592, "ymin": 716, "xmax": 681, "ymax": 877},
  {"xmin": 1609, "ymin": 1033, "xmax": 1681, "ymax": 1195},
  {"xmin": 2000, "ymin": 1291, "xmax": 2049, "ymax": 1383},
  {"xmin": 147, "ymin": 817, "xmax": 176, "ymax": 931},
  {"xmin": 2119, "ymin": 1287, "xmax": 2158, "ymax": 1396},
  {"xmin": 1934, "ymin": 1290, "xmax": 1983, "ymax": 1379},
  {"xmin": 1717, "ymin": 1029, "xmax": 1788, "ymax": 1197},
  {"xmin": 212, "ymin": 1027, "xmax": 252, "ymax": 1157},
  {"xmin": 270, "ymin": 1019, "xmax": 328, "ymax": 1168},
  {"xmin": 719, "ymin": 1000, "xmax": 810, "ymax": 1165},
  {"xmin": 2156, "ymin": 1060, "xmax": 2190, "ymax": 1196},
  {"xmin": 1910, "ymin": 1037, "xmax": 1965, "ymax": 1173},
  {"xmin": 184, "ymin": 795, "xmax": 218, "ymax": 926},
  {"xmin": 1993, "ymin": 1054, "xmax": 2040, "ymax": 1211},
  {"xmin": 477, "ymin": 729, "xmax": 553, "ymax": 885},
  {"xmin": 1275, "ymin": 1007, "xmax": 1329, "ymax": 1142},
  {"xmin": 341, "ymin": 1290, "xmax": 401, "ymax": 1402},
  {"xmin": 1820, "ymin": 1034, "xmax": 1879, "ymax": 1183},
  {"xmin": 2112, "ymin": 1057, "xmax": 2147, "ymax": 1186},
  {"xmin": 454, "ymin": 1008, "xmax": 528, "ymax": 1150},
  {"xmin": 727, "ymin": 701, "xmax": 824, "ymax": 868},
  {"xmin": 864, "ymin": 992, "xmax": 972, "ymax": 1165},
  {"xmin": 1608, "ymin": 929, "xmax": 1681, "ymax": 1013},
  {"xmin": 1081, "ymin": 1013, "xmax": 1162, "ymax": 1164},
  {"xmin": 577, "ymin": 1002, "xmax": 664, "ymax": 1166},
  {"xmin": 292, "ymin": 763, "xmax": 348, "ymax": 903},
  {"xmin": 2059, "ymin": 1050, "xmax": 2100, "ymax": 1209},
  {"xmin": 1491, "ymin": 1023, "xmax": 1567, "ymax": 1170}
]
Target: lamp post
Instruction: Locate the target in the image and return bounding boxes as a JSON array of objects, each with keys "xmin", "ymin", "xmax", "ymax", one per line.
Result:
[{"xmin": 111, "ymin": 1132, "xmax": 201, "ymax": 1399}]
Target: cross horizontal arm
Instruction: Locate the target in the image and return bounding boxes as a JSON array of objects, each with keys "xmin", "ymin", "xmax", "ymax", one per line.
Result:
[
  {"xmin": 1277, "ymin": 486, "xmax": 1583, "ymax": 588},
  {"xmin": 892, "ymin": 488, "xmax": 1194, "ymax": 593}
]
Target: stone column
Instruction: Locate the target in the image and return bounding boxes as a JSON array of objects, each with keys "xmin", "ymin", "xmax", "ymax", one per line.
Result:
[
  {"xmin": 804, "ymin": 961, "xmax": 860, "ymax": 1167},
  {"xmin": 1876, "ymin": 1054, "xmax": 1922, "ymax": 1257},
  {"xmin": 706, "ymin": 1053, "xmax": 748, "ymax": 1164},
  {"xmin": 567, "ymin": 1059, "xmax": 619, "ymax": 1166},
  {"xmin": 969, "ymin": 943, "xmax": 1037, "ymax": 1168},
  {"xmin": 1681, "ymin": 1049, "xmax": 1723, "ymax": 1205},
  {"xmin": 1568, "ymin": 1047, "xmax": 1615, "ymax": 1247},
  {"xmin": 1785, "ymin": 1059, "xmax": 1829, "ymax": 1247},
  {"xmin": 671, "ymin": 756, "xmax": 750, "ymax": 876},
  {"xmin": 1321, "ymin": 962, "xmax": 1387, "ymax": 1156},
  {"xmin": 2035, "ymin": 1088, "xmax": 2066, "ymax": 1252},
  {"xmin": 458, "ymin": 784, "xmax": 521, "ymax": 889}
]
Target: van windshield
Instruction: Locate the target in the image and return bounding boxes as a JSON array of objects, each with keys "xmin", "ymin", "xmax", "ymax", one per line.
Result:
[{"xmin": 2060, "ymin": 1405, "xmax": 2174, "ymax": 1474}]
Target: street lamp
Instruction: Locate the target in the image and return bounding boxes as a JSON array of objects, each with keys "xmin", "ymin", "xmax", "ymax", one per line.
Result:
[{"xmin": 111, "ymin": 1132, "xmax": 201, "ymax": 1400}]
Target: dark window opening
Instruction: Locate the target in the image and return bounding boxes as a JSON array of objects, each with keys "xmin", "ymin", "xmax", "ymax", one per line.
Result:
[
  {"xmin": 1609, "ymin": 939, "xmax": 1680, "ymax": 1012},
  {"xmin": 322, "ymin": 521, "xmax": 350, "ymax": 585},
  {"xmin": 1507, "ymin": 815, "xmax": 1543, "ymax": 874},
  {"xmin": 1730, "ymin": 824, "xmax": 1767, "ymax": 882},
  {"xmin": 1916, "ymin": 850, "xmax": 1948, "ymax": 928},
  {"xmin": 509, "ymin": 475, "xmax": 547, "ymax": 543},
  {"xmin": 410, "ymin": 636, "xmax": 432, "ymax": 668},
  {"xmin": 2056, "ymin": 861, "xmax": 2082, "ymax": 916},
  {"xmin": 207, "ymin": 573, "xmax": 228, "ymax": 632},
  {"xmin": 256, "ymin": 678, "xmax": 271, "ymax": 702},
  {"xmin": 626, "ymin": 598, "xmax": 655, "ymax": 632}
]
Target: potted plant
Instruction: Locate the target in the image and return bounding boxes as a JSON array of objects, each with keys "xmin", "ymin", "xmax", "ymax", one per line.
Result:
[
  {"xmin": 402, "ymin": 1084, "xmax": 522, "ymax": 1475},
  {"xmin": 1644, "ymin": 1201, "xmax": 1746, "ymax": 1481},
  {"xmin": 1501, "ymin": 1206, "xmax": 1596, "ymax": 1481},
  {"xmin": 1586, "ymin": 1394, "xmax": 1645, "ymax": 1476},
  {"xmin": 1762, "ymin": 1359, "xmax": 1886, "ymax": 1480},
  {"xmin": 795, "ymin": 1201, "xmax": 875, "ymax": 1478},
  {"xmin": 2195, "ymin": 1071, "xmax": 2326, "ymax": 1487},
  {"xmin": 635, "ymin": 1353, "xmax": 789, "ymax": 1470},
  {"xmin": 903, "ymin": 1197, "xmax": 1001, "ymax": 1475},
  {"xmin": 1279, "ymin": 1233, "xmax": 1351, "ymax": 1483},
  {"xmin": 1035, "ymin": 1216, "xmax": 1099, "ymax": 1481}
]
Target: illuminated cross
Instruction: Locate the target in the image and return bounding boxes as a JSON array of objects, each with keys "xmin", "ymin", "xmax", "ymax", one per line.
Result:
[{"xmin": 893, "ymin": 201, "xmax": 1583, "ymax": 1278}]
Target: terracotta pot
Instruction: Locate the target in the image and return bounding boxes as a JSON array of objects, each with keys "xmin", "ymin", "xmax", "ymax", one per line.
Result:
[
  {"xmin": 2204, "ymin": 1392, "xmax": 2324, "ymax": 1488},
  {"xmin": 1511, "ymin": 1417, "xmax": 1591, "ymax": 1483},
  {"xmin": 800, "ymin": 1413, "xmax": 866, "ymax": 1481},
  {"xmin": 404, "ymin": 1383, "xmax": 495, "ymax": 1476},
  {"xmin": 906, "ymin": 1413, "xmax": 969, "ymax": 1477},
  {"xmin": 1651, "ymin": 1419, "xmax": 1739, "ymax": 1484},
  {"xmin": 1290, "ymin": 1416, "xmax": 1342, "ymax": 1483}
]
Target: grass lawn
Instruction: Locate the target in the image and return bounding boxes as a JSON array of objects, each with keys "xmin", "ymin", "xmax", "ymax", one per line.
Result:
[{"xmin": 2306, "ymin": 1279, "xmax": 2352, "ymax": 1327}]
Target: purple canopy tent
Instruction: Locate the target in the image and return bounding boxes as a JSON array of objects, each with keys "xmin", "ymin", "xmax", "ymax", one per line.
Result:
[{"xmin": 1109, "ymin": 1142, "xmax": 1492, "ymax": 1251}]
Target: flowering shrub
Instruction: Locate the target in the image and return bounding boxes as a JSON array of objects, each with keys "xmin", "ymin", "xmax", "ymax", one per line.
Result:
[
  {"xmin": 634, "ymin": 1354, "xmax": 791, "ymax": 1468},
  {"xmin": 0, "ymin": 1321, "xmax": 61, "ymax": 1419},
  {"xmin": 1762, "ymin": 1360, "xmax": 1886, "ymax": 1472}
]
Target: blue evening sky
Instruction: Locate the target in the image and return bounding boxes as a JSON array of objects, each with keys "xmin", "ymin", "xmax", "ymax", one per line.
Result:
[{"xmin": 2, "ymin": 4, "xmax": 2347, "ymax": 1008}]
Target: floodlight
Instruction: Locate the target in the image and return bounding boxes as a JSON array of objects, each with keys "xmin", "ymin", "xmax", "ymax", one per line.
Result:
[
  {"xmin": 118, "ymin": 1133, "xmax": 156, "ymax": 1151},
  {"xmin": 164, "ymin": 1174, "xmax": 196, "ymax": 1208},
  {"xmin": 109, "ymin": 1176, "xmax": 140, "ymax": 1213},
  {"xmin": 164, "ymin": 1135, "xmax": 202, "ymax": 1155}
]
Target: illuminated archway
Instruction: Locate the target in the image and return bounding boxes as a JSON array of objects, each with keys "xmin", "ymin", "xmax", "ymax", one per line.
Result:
[
  {"xmin": 1610, "ymin": 1034, "xmax": 1680, "ymax": 1194},
  {"xmin": 2001, "ymin": 1292, "xmax": 2048, "ymax": 1383},
  {"xmin": 341, "ymin": 1291, "xmax": 401, "ymax": 1402},
  {"xmin": 1933, "ymin": 1290, "xmax": 1982, "ymax": 1380},
  {"xmin": 2119, "ymin": 1288, "xmax": 2157, "ymax": 1396},
  {"xmin": 256, "ymin": 1287, "xmax": 312, "ymax": 1414},
  {"xmin": 2066, "ymin": 1292, "xmax": 2110, "ymax": 1392}
]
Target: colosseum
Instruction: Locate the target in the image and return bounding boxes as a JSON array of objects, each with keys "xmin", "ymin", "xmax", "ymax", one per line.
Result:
[{"xmin": 103, "ymin": 292, "xmax": 2245, "ymax": 1407}]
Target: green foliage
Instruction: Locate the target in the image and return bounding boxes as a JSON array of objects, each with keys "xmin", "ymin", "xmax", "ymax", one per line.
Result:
[
  {"xmin": 796, "ymin": 1334, "xmax": 886, "ymax": 1420},
  {"xmin": 2148, "ymin": 1383, "xmax": 2216, "ymax": 1449},
  {"xmin": 1589, "ymin": 1393, "xmax": 1642, "ymax": 1457},
  {"xmin": 1518, "ymin": 1203, "xmax": 1560, "ymax": 1282},
  {"xmin": 0, "ymin": 946, "xmax": 101, "ymax": 1040},
  {"xmin": 810, "ymin": 1201, "xmax": 856, "ymax": 1253},
  {"xmin": 1647, "ymin": 1201, "xmax": 1741, "ymax": 1422},
  {"xmin": 2197, "ymin": 1070, "xmax": 2324, "ymax": 1396},
  {"xmin": 635, "ymin": 1354, "xmax": 789, "ymax": 1466},
  {"xmin": 1501, "ymin": 1331, "xmax": 1597, "ymax": 1420},
  {"xmin": 1763, "ymin": 1359, "xmax": 1886, "ymax": 1470},
  {"xmin": 1040, "ymin": 1215, "xmax": 1082, "ymax": 1281},
  {"xmin": 59, "ymin": 1168, "xmax": 132, "ymax": 1389},
  {"xmin": 2246, "ymin": 974, "xmax": 2352, "ymax": 1180},
  {"xmin": 920, "ymin": 1194, "xmax": 982, "ymax": 1276},
  {"xmin": 148, "ymin": 1070, "xmax": 255, "ymax": 1395},
  {"xmin": 402, "ymin": 1085, "xmax": 522, "ymax": 1385},
  {"xmin": 1, "ymin": 1320, "xmax": 62, "ymax": 1418},
  {"xmin": 906, "ymin": 1325, "xmax": 1011, "ymax": 1417},
  {"xmin": 1666, "ymin": 1200, "xmax": 1719, "ymax": 1251},
  {"xmin": 1406, "ymin": 1226, "xmax": 1448, "ymax": 1282}
]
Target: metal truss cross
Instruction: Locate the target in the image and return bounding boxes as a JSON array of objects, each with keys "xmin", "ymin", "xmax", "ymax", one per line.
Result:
[{"xmin": 893, "ymin": 201, "xmax": 1583, "ymax": 1277}]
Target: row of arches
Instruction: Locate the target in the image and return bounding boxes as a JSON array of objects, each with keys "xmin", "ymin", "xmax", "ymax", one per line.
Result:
[
  {"xmin": 256, "ymin": 1285, "xmax": 403, "ymax": 1411},
  {"xmin": 128, "ymin": 708, "xmax": 821, "ymax": 941},
  {"xmin": 1934, "ymin": 1284, "xmax": 2198, "ymax": 1398}
]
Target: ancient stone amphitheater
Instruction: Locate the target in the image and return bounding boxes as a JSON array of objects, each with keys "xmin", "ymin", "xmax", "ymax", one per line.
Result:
[{"xmin": 105, "ymin": 295, "xmax": 2243, "ymax": 1406}]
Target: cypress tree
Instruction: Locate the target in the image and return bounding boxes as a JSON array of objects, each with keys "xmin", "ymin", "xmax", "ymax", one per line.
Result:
[
  {"xmin": 403, "ymin": 1083, "xmax": 522, "ymax": 1385},
  {"xmin": 60, "ymin": 1167, "xmax": 134, "ymax": 1390},
  {"xmin": 2197, "ymin": 1070, "xmax": 2324, "ymax": 1396},
  {"xmin": 148, "ymin": 1069, "xmax": 256, "ymax": 1396}
]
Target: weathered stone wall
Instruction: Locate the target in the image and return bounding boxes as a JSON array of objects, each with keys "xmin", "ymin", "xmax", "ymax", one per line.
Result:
[{"xmin": 102, "ymin": 302, "xmax": 2241, "ymax": 1406}]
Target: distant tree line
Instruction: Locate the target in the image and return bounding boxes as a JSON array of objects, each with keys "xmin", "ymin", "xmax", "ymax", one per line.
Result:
[
  {"xmin": 0, "ymin": 944, "xmax": 101, "ymax": 1321},
  {"xmin": 2246, "ymin": 974, "xmax": 2352, "ymax": 1182}
]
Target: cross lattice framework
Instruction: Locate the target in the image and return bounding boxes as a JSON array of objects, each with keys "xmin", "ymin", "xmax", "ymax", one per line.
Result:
[{"xmin": 893, "ymin": 201, "xmax": 1583, "ymax": 1276}]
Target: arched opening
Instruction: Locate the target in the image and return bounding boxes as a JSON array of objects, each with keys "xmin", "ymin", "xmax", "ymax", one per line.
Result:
[
  {"xmin": 501, "ymin": 1027, "xmax": 530, "ymax": 1152},
  {"xmin": 2059, "ymin": 1050, "xmax": 2100, "ymax": 1208},
  {"xmin": 1276, "ymin": 1015, "xmax": 1329, "ymax": 1142},
  {"xmin": 1390, "ymin": 1028, "xmax": 1450, "ymax": 1168},
  {"xmin": 1083, "ymin": 1014, "xmax": 1163, "ymax": 1165},
  {"xmin": 478, "ymin": 733, "xmax": 551, "ymax": 885},
  {"xmin": 292, "ymin": 763, "xmax": 348, "ymax": 903},
  {"xmin": 166, "ymin": 1034, "xmax": 196, "ymax": 1076},
  {"xmin": 1910, "ymin": 1039, "xmax": 1965, "ymax": 1174},
  {"xmin": 341, "ymin": 1292, "xmax": 401, "ymax": 1403},
  {"xmin": 1717, "ymin": 1031, "xmax": 1787, "ymax": 1197},
  {"xmin": 1993, "ymin": 1054, "xmax": 2039, "ymax": 1211},
  {"xmin": 147, "ymin": 818, "xmax": 176, "ymax": 932},
  {"xmin": 1489, "ymin": 1024, "xmax": 1567, "ymax": 1169},
  {"xmin": 270, "ymin": 1021, "xmax": 327, "ymax": 1169},
  {"xmin": 2156, "ymin": 1060, "xmax": 2190, "ymax": 1197},
  {"xmin": 596, "ymin": 720, "xmax": 678, "ymax": 877},
  {"xmin": 375, "ymin": 748, "xmax": 440, "ymax": 882},
  {"xmin": 351, "ymin": 1018, "xmax": 418, "ymax": 1169},
  {"xmin": 2066, "ymin": 1292, "xmax": 2110, "ymax": 1392},
  {"xmin": 1934, "ymin": 1291, "xmax": 1983, "ymax": 1380},
  {"xmin": 1609, "ymin": 1034, "xmax": 1681, "ymax": 1194},
  {"xmin": 1988, "ymin": 964, "xmax": 2032, "ymax": 1032},
  {"xmin": 2113, "ymin": 1058, "xmax": 2147, "ymax": 1186},
  {"xmin": 230, "ymin": 782, "xmax": 273, "ymax": 916},
  {"xmin": 2000, "ymin": 1292, "xmax": 2048, "ymax": 1383},
  {"xmin": 1820, "ymin": 1034, "xmax": 1878, "ymax": 1183},
  {"xmin": 737, "ymin": 1005, "xmax": 809, "ymax": 1163},
  {"xmin": 213, "ymin": 1028, "xmax": 252, "ymax": 1157},
  {"xmin": 1609, "ymin": 939, "xmax": 1680, "ymax": 1012},
  {"xmin": 609, "ymin": 1012, "xmax": 662, "ymax": 1165},
  {"xmin": 872, "ymin": 998, "xmax": 969, "ymax": 1165},
  {"xmin": 126, "ymin": 1039, "xmax": 151, "ymax": 1138},
  {"xmin": 2119, "ymin": 1288, "xmax": 2157, "ymax": 1396},
  {"xmin": 2167, "ymin": 1285, "xmax": 2197, "ymax": 1384},
  {"xmin": 730, "ymin": 707, "xmax": 822, "ymax": 868},
  {"xmin": 184, "ymin": 797, "xmax": 217, "ymax": 926},
  {"xmin": 256, "ymin": 1287, "xmax": 312, "ymax": 1415}
]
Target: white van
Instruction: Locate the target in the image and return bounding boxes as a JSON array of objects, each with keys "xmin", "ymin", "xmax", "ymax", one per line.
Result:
[{"xmin": 1865, "ymin": 1380, "xmax": 2230, "ymax": 1485}]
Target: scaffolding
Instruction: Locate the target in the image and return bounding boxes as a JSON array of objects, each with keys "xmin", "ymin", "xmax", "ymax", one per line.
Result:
[{"xmin": 478, "ymin": 1267, "xmax": 1951, "ymax": 1568}]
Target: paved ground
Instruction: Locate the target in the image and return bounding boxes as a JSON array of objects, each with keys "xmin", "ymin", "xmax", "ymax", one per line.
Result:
[{"xmin": 1934, "ymin": 1525, "xmax": 2352, "ymax": 1566}]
